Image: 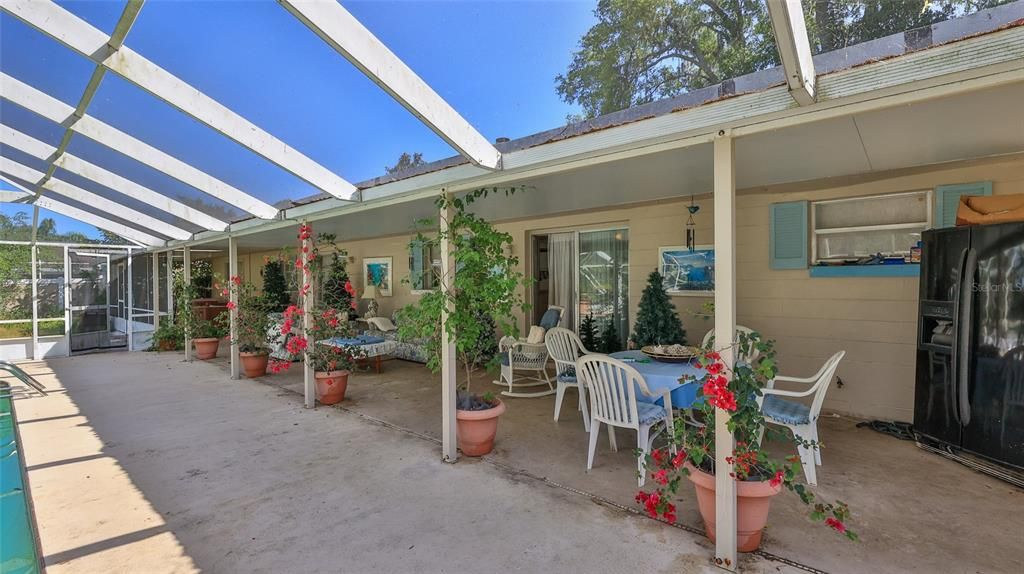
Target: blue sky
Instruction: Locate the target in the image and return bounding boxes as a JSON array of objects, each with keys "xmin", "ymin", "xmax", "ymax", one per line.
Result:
[{"xmin": 1, "ymin": 0, "xmax": 596, "ymax": 238}]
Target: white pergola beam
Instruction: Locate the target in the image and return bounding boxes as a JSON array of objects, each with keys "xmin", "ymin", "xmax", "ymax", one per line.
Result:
[
  {"xmin": 280, "ymin": 0, "xmax": 502, "ymax": 171},
  {"xmin": 3, "ymin": 177, "xmax": 161, "ymax": 245},
  {"xmin": 0, "ymin": 156, "xmax": 190, "ymax": 240},
  {"xmin": 1, "ymin": 0, "xmax": 358, "ymax": 200},
  {"xmin": 767, "ymin": 0, "xmax": 816, "ymax": 106},
  {"xmin": 0, "ymin": 73, "xmax": 280, "ymax": 219},
  {"xmin": 0, "ymin": 125, "xmax": 229, "ymax": 231}
]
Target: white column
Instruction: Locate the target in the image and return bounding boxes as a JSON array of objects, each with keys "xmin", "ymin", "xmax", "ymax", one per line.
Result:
[
  {"xmin": 183, "ymin": 246, "xmax": 192, "ymax": 362},
  {"xmin": 713, "ymin": 132, "xmax": 738, "ymax": 570},
  {"xmin": 30, "ymin": 206, "xmax": 39, "ymax": 361},
  {"xmin": 152, "ymin": 251, "xmax": 160, "ymax": 330},
  {"xmin": 439, "ymin": 198, "xmax": 458, "ymax": 462},
  {"xmin": 63, "ymin": 245, "xmax": 71, "ymax": 355},
  {"xmin": 302, "ymin": 221, "xmax": 315, "ymax": 408},
  {"xmin": 126, "ymin": 249, "xmax": 134, "ymax": 351},
  {"xmin": 166, "ymin": 252, "xmax": 173, "ymax": 324},
  {"xmin": 229, "ymin": 236, "xmax": 240, "ymax": 379}
]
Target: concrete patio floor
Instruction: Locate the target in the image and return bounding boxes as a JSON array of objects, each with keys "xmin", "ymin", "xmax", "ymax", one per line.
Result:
[
  {"xmin": 211, "ymin": 352, "xmax": 1024, "ymax": 574},
  {"xmin": 8, "ymin": 351, "xmax": 798, "ymax": 574},
  {"xmin": 7, "ymin": 350, "xmax": 1023, "ymax": 573}
]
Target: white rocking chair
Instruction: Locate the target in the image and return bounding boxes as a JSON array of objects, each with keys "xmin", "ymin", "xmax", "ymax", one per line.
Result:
[{"xmin": 494, "ymin": 306, "xmax": 563, "ymax": 398}]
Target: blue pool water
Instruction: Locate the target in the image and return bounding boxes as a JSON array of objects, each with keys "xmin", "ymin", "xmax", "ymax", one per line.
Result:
[{"xmin": 0, "ymin": 383, "xmax": 41, "ymax": 574}]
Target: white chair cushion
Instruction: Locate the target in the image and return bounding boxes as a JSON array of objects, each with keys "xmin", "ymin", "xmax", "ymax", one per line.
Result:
[
  {"xmin": 367, "ymin": 317, "xmax": 397, "ymax": 332},
  {"xmin": 526, "ymin": 326, "xmax": 546, "ymax": 344}
]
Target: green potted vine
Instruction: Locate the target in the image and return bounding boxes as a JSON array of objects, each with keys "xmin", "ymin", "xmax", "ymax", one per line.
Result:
[
  {"xmin": 222, "ymin": 275, "xmax": 273, "ymax": 377},
  {"xmin": 150, "ymin": 320, "xmax": 183, "ymax": 352},
  {"xmin": 175, "ymin": 271, "xmax": 224, "ymax": 360},
  {"xmin": 636, "ymin": 332, "xmax": 856, "ymax": 552},
  {"xmin": 398, "ymin": 187, "xmax": 530, "ymax": 456}
]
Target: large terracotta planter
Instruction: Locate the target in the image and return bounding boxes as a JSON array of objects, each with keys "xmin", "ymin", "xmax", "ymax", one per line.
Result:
[
  {"xmin": 193, "ymin": 337, "xmax": 220, "ymax": 360},
  {"xmin": 685, "ymin": 462, "xmax": 782, "ymax": 552},
  {"xmin": 240, "ymin": 352, "xmax": 269, "ymax": 378},
  {"xmin": 456, "ymin": 400, "xmax": 506, "ymax": 456},
  {"xmin": 315, "ymin": 370, "xmax": 350, "ymax": 405}
]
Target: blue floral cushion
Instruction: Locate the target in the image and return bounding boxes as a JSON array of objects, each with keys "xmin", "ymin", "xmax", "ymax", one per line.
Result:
[
  {"xmin": 557, "ymin": 372, "xmax": 577, "ymax": 383},
  {"xmin": 637, "ymin": 401, "xmax": 667, "ymax": 425},
  {"xmin": 762, "ymin": 395, "xmax": 811, "ymax": 425},
  {"xmin": 539, "ymin": 308, "xmax": 562, "ymax": 330}
]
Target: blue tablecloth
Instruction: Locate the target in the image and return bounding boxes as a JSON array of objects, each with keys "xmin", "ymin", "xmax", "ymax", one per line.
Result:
[
  {"xmin": 325, "ymin": 335, "xmax": 386, "ymax": 346},
  {"xmin": 609, "ymin": 350, "xmax": 705, "ymax": 409}
]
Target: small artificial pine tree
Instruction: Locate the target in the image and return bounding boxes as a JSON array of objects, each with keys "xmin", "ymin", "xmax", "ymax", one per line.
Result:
[
  {"xmin": 598, "ymin": 319, "xmax": 622, "ymax": 354},
  {"xmin": 630, "ymin": 270, "xmax": 686, "ymax": 348},
  {"xmin": 322, "ymin": 251, "xmax": 355, "ymax": 317},
  {"xmin": 262, "ymin": 259, "xmax": 290, "ymax": 312},
  {"xmin": 579, "ymin": 312, "xmax": 599, "ymax": 351}
]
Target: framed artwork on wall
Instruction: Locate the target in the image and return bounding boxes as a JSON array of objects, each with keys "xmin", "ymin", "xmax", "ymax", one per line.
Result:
[
  {"xmin": 659, "ymin": 246, "xmax": 715, "ymax": 296},
  {"xmin": 363, "ymin": 257, "xmax": 393, "ymax": 297}
]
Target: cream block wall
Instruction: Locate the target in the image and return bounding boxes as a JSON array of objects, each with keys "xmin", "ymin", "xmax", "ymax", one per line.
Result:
[{"xmin": 210, "ymin": 154, "xmax": 1024, "ymax": 422}]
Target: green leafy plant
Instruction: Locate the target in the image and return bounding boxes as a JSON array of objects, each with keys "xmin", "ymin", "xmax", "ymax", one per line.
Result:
[
  {"xmin": 397, "ymin": 187, "xmax": 532, "ymax": 407},
  {"xmin": 597, "ymin": 318, "xmax": 623, "ymax": 353},
  {"xmin": 630, "ymin": 270, "xmax": 686, "ymax": 347},
  {"xmin": 579, "ymin": 312, "xmax": 600, "ymax": 351},
  {"xmin": 150, "ymin": 320, "xmax": 183, "ymax": 351},
  {"xmin": 261, "ymin": 256, "xmax": 290, "ymax": 312},
  {"xmin": 636, "ymin": 331, "xmax": 857, "ymax": 541},
  {"xmin": 317, "ymin": 233, "xmax": 357, "ymax": 318},
  {"xmin": 221, "ymin": 275, "xmax": 272, "ymax": 354}
]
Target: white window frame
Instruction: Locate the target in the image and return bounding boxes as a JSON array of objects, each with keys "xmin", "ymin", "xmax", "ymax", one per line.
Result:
[
  {"xmin": 810, "ymin": 190, "xmax": 932, "ymax": 264},
  {"xmin": 409, "ymin": 240, "xmax": 442, "ymax": 295}
]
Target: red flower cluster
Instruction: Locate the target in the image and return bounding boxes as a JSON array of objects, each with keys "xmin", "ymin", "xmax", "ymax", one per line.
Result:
[
  {"xmin": 269, "ymin": 359, "xmax": 291, "ymax": 373},
  {"xmin": 231, "ymin": 275, "xmax": 242, "ymax": 286},
  {"xmin": 225, "ymin": 301, "xmax": 236, "ymax": 311},
  {"xmin": 702, "ymin": 372, "xmax": 737, "ymax": 411},
  {"xmin": 635, "ymin": 491, "xmax": 677, "ymax": 524},
  {"xmin": 769, "ymin": 470, "xmax": 785, "ymax": 488},
  {"xmin": 725, "ymin": 444, "xmax": 759, "ymax": 479},
  {"xmin": 344, "ymin": 280, "xmax": 356, "ymax": 297},
  {"xmin": 825, "ymin": 517, "xmax": 847, "ymax": 534},
  {"xmin": 285, "ymin": 335, "xmax": 308, "ymax": 355},
  {"xmin": 298, "ymin": 224, "xmax": 313, "ymax": 241}
]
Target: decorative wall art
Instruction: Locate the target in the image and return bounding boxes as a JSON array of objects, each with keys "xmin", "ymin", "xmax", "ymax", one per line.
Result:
[
  {"xmin": 659, "ymin": 246, "xmax": 715, "ymax": 296},
  {"xmin": 363, "ymin": 257, "xmax": 393, "ymax": 297}
]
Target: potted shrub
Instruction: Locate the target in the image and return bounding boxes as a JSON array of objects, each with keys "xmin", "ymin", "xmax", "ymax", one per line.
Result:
[
  {"xmin": 398, "ymin": 187, "xmax": 531, "ymax": 456},
  {"xmin": 150, "ymin": 321, "xmax": 183, "ymax": 352},
  {"xmin": 191, "ymin": 315, "xmax": 228, "ymax": 360},
  {"xmin": 636, "ymin": 332, "xmax": 857, "ymax": 552},
  {"xmin": 222, "ymin": 275, "xmax": 273, "ymax": 377}
]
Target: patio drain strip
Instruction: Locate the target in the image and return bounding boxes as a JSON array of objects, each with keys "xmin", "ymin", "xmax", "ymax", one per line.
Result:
[{"xmin": 267, "ymin": 380, "xmax": 829, "ymax": 574}]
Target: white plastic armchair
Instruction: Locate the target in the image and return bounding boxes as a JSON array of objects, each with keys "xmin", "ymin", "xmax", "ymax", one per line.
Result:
[
  {"xmin": 545, "ymin": 327, "xmax": 592, "ymax": 430},
  {"xmin": 701, "ymin": 325, "xmax": 760, "ymax": 363},
  {"xmin": 758, "ymin": 351, "xmax": 845, "ymax": 486},
  {"xmin": 576, "ymin": 354, "xmax": 675, "ymax": 487}
]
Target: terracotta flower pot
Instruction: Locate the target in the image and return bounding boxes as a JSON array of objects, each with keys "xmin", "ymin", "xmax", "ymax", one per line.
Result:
[
  {"xmin": 240, "ymin": 352, "xmax": 269, "ymax": 378},
  {"xmin": 193, "ymin": 337, "xmax": 220, "ymax": 360},
  {"xmin": 685, "ymin": 462, "xmax": 782, "ymax": 552},
  {"xmin": 456, "ymin": 400, "xmax": 506, "ymax": 456},
  {"xmin": 315, "ymin": 370, "xmax": 350, "ymax": 405}
]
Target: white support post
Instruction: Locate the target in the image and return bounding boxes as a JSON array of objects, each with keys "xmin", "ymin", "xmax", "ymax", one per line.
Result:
[
  {"xmin": 439, "ymin": 198, "xmax": 458, "ymax": 462},
  {"xmin": 30, "ymin": 206, "xmax": 39, "ymax": 361},
  {"xmin": 228, "ymin": 236, "xmax": 240, "ymax": 380},
  {"xmin": 63, "ymin": 245, "xmax": 71, "ymax": 355},
  {"xmin": 183, "ymin": 247, "xmax": 192, "ymax": 362},
  {"xmin": 301, "ymin": 221, "xmax": 315, "ymax": 408},
  {"xmin": 151, "ymin": 251, "xmax": 160, "ymax": 331},
  {"xmin": 126, "ymin": 250, "xmax": 134, "ymax": 351},
  {"xmin": 713, "ymin": 133, "xmax": 739, "ymax": 569},
  {"xmin": 766, "ymin": 0, "xmax": 817, "ymax": 106},
  {"xmin": 166, "ymin": 252, "xmax": 173, "ymax": 324}
]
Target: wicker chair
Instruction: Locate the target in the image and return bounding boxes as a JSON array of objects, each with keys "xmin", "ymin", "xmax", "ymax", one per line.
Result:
[{"xmin": 494, "ymin": 306, "xmax": 563, "ymax": 398}]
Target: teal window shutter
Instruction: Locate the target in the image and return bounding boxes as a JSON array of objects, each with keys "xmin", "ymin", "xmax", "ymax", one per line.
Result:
[
  {"xmin": 935, "ymin": 181, "xmax": 992, "ymax": 228},
  {"xmin": 409, "ymin": 239, "xmax": 425, "ymax": 290},
  {"xmin": 770, "ymin": 201, "xmax": 808, "ymax": 270}
]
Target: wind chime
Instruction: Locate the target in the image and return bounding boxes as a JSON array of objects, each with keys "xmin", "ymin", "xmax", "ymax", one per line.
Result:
[{"xmin": 685, "ymin": 195, "xmax": 700, "ymax": 252}]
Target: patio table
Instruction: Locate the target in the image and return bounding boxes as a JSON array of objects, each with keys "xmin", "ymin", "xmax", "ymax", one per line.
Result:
[
  {"xmin": 609, "ymin": 350, "xmax": 705, "ymax": 409},
  {"xmin": 321, "ymin": 335, "xmax": 398, "ymax": 374}
]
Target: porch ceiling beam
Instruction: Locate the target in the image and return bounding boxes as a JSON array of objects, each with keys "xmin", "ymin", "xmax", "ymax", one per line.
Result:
[
  {"xmin": 0, "ymin": 125, "xmax": 229, "ymax": 231},
  {"xmin": 0, "ymin": 0, "xmax": 358, "ymax": 200},
  {"xmin": 0, "ymin": 72, "xmax": 280, "ymax": 219},
  {"xmin": 1, "ymin": 177, "xmax": 161, "ymax": 246},
  {"xmin": 0, "ymin": 156, "xmax": 191, "ymax": 240},
  {"xmin": 766, "ymin": 0, "xmax": 817, "ymax": 106},
  {"xmin": 279, "ymin": 0, "xmax": 502, "ymax": 171}
]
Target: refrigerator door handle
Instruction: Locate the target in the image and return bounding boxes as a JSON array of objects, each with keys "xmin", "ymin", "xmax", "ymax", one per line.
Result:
[
  {"xmin": 950, "ymin": 247, "xmax": 968, "ymax": 425},
  {"xmin": 958, "ymin": 248, "xmax": 978, "ymax": 426}
]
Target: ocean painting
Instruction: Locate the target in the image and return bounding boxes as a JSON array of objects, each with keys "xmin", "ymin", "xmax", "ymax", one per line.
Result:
[{"xmin": 659, "ymin": 246, "xmax": 714, "ymax": 295}]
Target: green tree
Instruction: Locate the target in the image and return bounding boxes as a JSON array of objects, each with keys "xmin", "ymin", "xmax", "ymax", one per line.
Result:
[
  {"xmin": 262, "ymin": 258, "xmax": 290, "ymax": 312},
  {"xmin": 384, "ymin": 152, "xmax": 427, "ymax": 175},
  {"xmin": 630, "ymin": 270, "xmax": 686, "ymax": 347},
  {"xmin": 579, "ymin": 312, "xmax": 600, "ymax": 351},
  {"xmin": 317, "ymin": 233, "xmax": 355, "ymax": 317},
  {"xmin": 558, "ymin": 0, "xmax": 1009, "ymax": 119},
  {"xmin": 598, "ymin": 319, "xmax": 622, "ymax": 354}
]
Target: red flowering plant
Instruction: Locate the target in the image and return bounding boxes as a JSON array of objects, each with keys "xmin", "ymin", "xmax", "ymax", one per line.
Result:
[
  {"xmin": 636, "ymin": 331, "xmax": 857, "ymax": 541},
  {"xmin": 218, "ymin": 274, "xmax": 272, "ymax": 354},
  {"xmin": 267, "ymin": 223, "xmax": 366, "ymax": 374}
]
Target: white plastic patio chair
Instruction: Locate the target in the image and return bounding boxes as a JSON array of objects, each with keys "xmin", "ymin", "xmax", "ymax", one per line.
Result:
[
  {"xmin": 576, "ymin": 354, "xmax": 674, "ymax": 487},
  {"xmin": 757, "ymin": 351, "xmax": 845, "ymax": 486},
  {"xmin": 545, "ymin": 327, "xmax": 592, "ymax": 430},
  {"xmin": 701, "ymin": 325, "xmax": 760, "ymax": 363},
  {"xmin": 494, "ymin": 306, "xmax": 563, "ymax": 398}
]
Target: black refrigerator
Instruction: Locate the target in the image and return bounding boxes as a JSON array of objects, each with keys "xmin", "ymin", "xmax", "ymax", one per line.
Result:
[{"xmin": 915, "ymin": 221, "xmax": 1024, "ymax": 471}]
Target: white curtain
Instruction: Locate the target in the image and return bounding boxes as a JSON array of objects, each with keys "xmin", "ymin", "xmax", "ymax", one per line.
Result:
[{"xmin": 547, "ymin": 232, "xmax": 576, "ymax": 331}]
